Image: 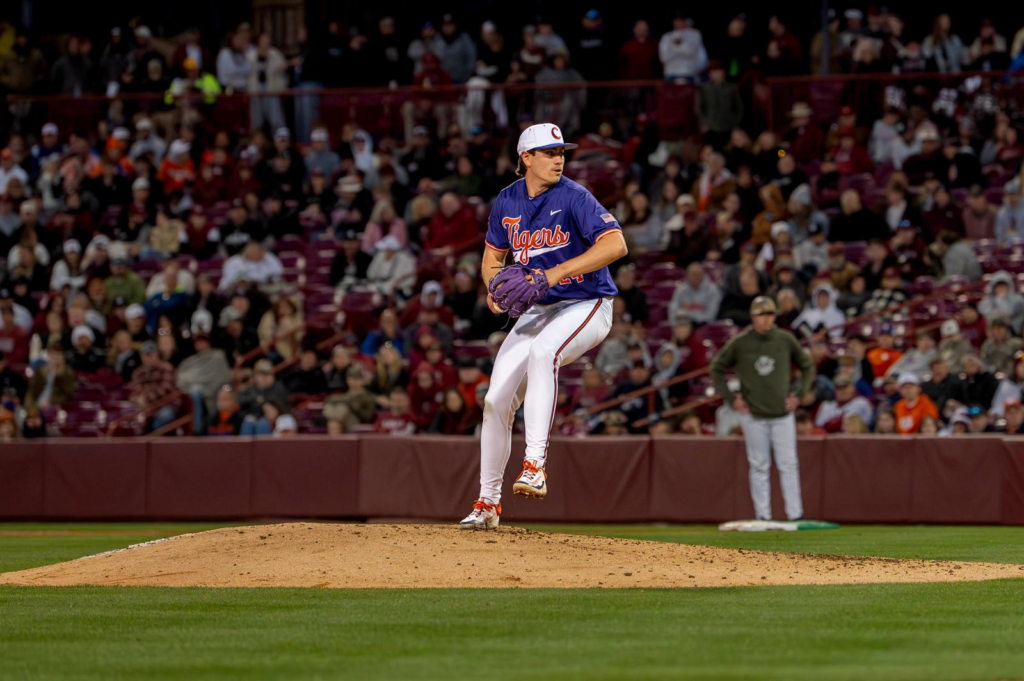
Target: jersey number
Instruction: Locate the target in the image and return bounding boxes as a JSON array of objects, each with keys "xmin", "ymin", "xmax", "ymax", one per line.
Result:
[{"xmin": 559, "ymin": 274, "xmax": 584, "ymax": 286}]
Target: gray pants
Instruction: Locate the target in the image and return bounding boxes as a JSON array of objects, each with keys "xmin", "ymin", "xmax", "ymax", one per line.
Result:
[{"xmin": 740, "ymin": 412, "xmax": 803, "ymax": 521}]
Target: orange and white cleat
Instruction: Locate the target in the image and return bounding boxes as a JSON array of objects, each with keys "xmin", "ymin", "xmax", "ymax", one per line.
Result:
[
  {"xmin": 459, "ymin": 499, "xmax": 502, "ymax": 530},
  {"xmin": 513, "ymin": 459, "xmax": 547, "ymax": 499}
]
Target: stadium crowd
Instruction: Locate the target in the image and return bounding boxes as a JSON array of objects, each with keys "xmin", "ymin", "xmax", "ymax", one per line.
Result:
[{"xmin": 1, "ymin": 10, "xmax": 1024, "ymax": 440}]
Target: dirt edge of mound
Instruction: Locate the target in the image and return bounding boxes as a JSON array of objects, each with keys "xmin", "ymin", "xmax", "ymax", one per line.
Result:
[{"xmin": 2, "ymin": 523, "xmax": 1021, "ymax": 589}]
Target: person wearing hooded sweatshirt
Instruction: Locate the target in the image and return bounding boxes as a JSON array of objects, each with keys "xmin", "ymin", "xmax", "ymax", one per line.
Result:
[
  {"xmin": 792, "ymin": 283, "xmax": 846, "ymax": 339},
  {"xmin": 978, "ymin": 270, "xmax": 1024, "ymax": 335},
  {"xmin": 669, "ymin": 263, "xmax": 722, "ymax": 326},
  {"xmin": 651, "ymin": 342, "xmax": 691, "ymax": 404}
]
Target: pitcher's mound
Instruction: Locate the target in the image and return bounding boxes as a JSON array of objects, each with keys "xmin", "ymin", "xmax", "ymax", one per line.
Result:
[{"xmin": 1, "ymin": 524, "xmax": 1020, "ymax": 589}]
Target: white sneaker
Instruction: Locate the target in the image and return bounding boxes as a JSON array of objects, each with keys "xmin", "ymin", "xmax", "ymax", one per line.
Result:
[
  {"xmin": 459, "ymin": 499, "xmax": 501, "ymax": 530},
  {"xmin": 513, "ymin": 460, "xmax": 547, "ymax": 499}
]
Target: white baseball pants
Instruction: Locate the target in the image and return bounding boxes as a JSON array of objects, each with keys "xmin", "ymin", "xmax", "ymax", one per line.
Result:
[
  {"xmin": 739, "ymin": 412, "xmax": 803, "ymax": 521},
  {"xmin": 478, "ymin": 297, "xmax": 613, "ymax": 503}
]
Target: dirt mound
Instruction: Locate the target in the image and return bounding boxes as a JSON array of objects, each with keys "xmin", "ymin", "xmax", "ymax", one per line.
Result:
[{"xmin": 1, "ymin": 524, "xmax": 1021, "ymax": 589}]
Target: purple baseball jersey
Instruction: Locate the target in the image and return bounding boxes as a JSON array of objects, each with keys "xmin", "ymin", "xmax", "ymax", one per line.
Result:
[{"xmin": 485, "ymin": 176, "xmax": 621, "ymax": 305}]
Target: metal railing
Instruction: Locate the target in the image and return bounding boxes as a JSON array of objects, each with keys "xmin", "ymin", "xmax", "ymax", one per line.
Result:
[{"xmin": 3, "ymin": 79, "xmax": 675, "ymax": 144}]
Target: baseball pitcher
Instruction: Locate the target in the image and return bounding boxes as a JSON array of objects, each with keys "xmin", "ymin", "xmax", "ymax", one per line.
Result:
[
  {"xmin": 710, "ymin": 296, "xmax": 815, "ymax": 521},
  {"xmin": 460, "ymin": 123, "xmax": 628, "ymax": 529}
]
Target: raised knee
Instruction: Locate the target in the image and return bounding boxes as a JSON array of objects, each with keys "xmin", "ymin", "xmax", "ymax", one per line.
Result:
[{"xmin": 528, "ymin": 342, "xmax": 557, "ymax": 367}]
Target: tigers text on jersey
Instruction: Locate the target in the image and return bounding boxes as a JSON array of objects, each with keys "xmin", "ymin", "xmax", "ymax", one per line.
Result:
[{"xmin": 485, "ymin": 176, "xmax": 620, "ymax": 305}]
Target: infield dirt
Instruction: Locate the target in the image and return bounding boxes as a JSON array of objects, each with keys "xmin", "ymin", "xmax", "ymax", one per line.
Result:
[{"xmin": 1, "ymin": 523, "xmax": 1021, "ymax": 588}]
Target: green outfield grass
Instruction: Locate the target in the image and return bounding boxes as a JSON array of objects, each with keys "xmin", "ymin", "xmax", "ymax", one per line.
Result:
[{"xmin": 2, "ymin": 523, "xmax": 1024, "ymax": 681}]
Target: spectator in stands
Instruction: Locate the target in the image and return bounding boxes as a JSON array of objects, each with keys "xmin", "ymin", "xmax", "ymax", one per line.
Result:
[
  {"xmin": 860, "ymin": 240, "xmax": 896, "ymax": 292},
  {"xmin": 862, "ymin": 267, "xmax": 908, "ymax": 315},
  {"xmin": 107, "ymin": 329, "xmax": 141, "ymax": 383},
  {"xmin": 815, "ymin": 376, "xmax": 874, "ymax": 432},
  {"xmin": 436, "ymin": 14, "xmax": 477, "ymax": 84},
  {"xmin": 980, "ymin": 318, "xmax": 1022, "ymax": 376},
  {"xmin": 669, "ymin": 263, "xmax": 722, "ymax": 326},
  {"xmin": 614, "ymin": 266, "xmax": 649, "ymax": 323},
  {"xmin": 370, "ymin": 343, "xmax": 410, "ymax": 396},
  {"xmin": 979, "ymin": 272, "xmax": 1024, "ymax": 335},
  {"xmin": 698, "ymin": 62, "xmax": 743, "ymax": 150},
  {"xmin": 430, "ymin": 387, "xmax": 480, "ymax": 435},
  {"xmin": 993, "ymin": 356, "xmax": 1024, "ymax": 420},
  {"xmin": 938, "ymin": 319, "xmax": 971, "ymax": 374},
  {"xmin": 824, "ymin": 244, "xmax": 859, "ymax": 293},
  {"xmin": 923, "ymin": 356, "xmax": 965, "ymax": 418},
  {"xmin": 881, "ymin": 183, "xmax": 921, "ymax": 232},
  {"xmin": 128, "ymin": 341, "xmax": 178, "ymax": 431},
  {"xmin": 239, "ymin": 398, "xmax": 286, "ymax": 436},
  {"xmin": 237, "ymin": 359, "xmax": 291, "ymax": 422},
  {"xmin": 794, "ymin": 222, "xmax": 828, "ymax": 275},
  {"xmin": 929, "ymin": 231, "xmax": 981, "ymax": 282},
  {"xmin": 867, "ymin": 325, "xmax": 904, "ymax": 377},
  {"xmin": 829, "ymin": 190, "xmax": 889, "ymax": 242},
  {"xmin": 894, "ymin": 373, "xmax": 939, "ymax": 435},
  {"xmin": 608, "ymin": 361, "xmax": 663, "ymax": 434},
  {"xmin": 887, "ymin": 330, "xmax": 938, "ymax": 378},
  {"xmin": 374, "ymin": 386, "xmax": 418, "ymax": 435},
  {"xmin": 962, "ymin": 184, "xmax": 997, "ymax": 240},
  {"xmin": 423, "ymin": 192, "xmax": 479, "ymax": 253},
  {"xmin": 785, "ymin": 184, "xmax": 828, "ymax": 244},
  {"xmin": 922, "ymin": 13, "xmax": 967, "ymax": 73},
  {"xmin": 750, "ymin": 184, "xmax": 786, "ymax": 245},
  {"xmin": 783, "ymin": 103, "xmax": 823, "ymax": 164},
  {"xmin": 322, "ymin": 345, "xmax": 354, "ymax": 394},
  {"xmin": 219, "ymin": 241, "xmax": 284, "ymax": 293},
  {"xmin": 103, "ymin": 250, "xmax": 146, "ymax": 306},
  {"xmin": 1003, "ymin": 400, "xmax": 1024, "ymax": 434},
  {"xmin": 256, "ymin": 297, "xmax": 303, "ymax": 364},
  {"xmin": 659, "ymin": 13, "xmax": 708, "ymax": 82},
  {"xmin": 0, "ymin": 351, "xmax": 26, "ymax": 404},
  {"xmin": 67, "ymin": 325, "xmax": 104, "ymax": 374},
  {"xmin": 793, "ymin": 283, "xmax": 845, "ymax": 339},
  {"xmin": 996, "ymin": 179, "xmax": 1024, "ymax": 246},
  {"xmin": 958, "ymin": 303, "xmax": 987, "ymax": 349},
  {"xmin": 874, "ymin": 407, "xmax": 897, "ymax": 434},
  {"xmin": 922, "ymin": 189, "xmax": 964, "ymax": 240},
  {"xmin": 691, "ymin": 152, "xmax": 735, "ymax": 212},
  {"xmin": 619, "ymin": 19, "xmax": 659, "ymax": 79},
  {"xmin": 361, "ymin": 309, "xmax": 405, "ymax": 357},
  {"xmin": 176, "ymin": 331, "xmax": 231, "ymax": 435},
  {"xmin": 324, "ymin": 365, "xmax": 379, "ymax": 431},
  {"xmin": 283, "ymin": 348, "xmax": 328, "ymax": 396},
  {"xmin": 962, "ymin": 354, "xmax": 999, "ymax": 412},
  {"xmin": 718, "ymin": 266, "xmax": 761, "ymax": 326}
]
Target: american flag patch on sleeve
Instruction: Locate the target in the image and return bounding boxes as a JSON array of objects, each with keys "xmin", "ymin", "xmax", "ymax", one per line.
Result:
[{"xmin": 600, "ymin": 213, "xmax": 615, "ymax": 223}]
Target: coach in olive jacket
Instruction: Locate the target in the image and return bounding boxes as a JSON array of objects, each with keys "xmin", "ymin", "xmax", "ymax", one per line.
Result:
[{"xmin": 710, "ymin": 296, "xmax": 815, "ymax": 521}]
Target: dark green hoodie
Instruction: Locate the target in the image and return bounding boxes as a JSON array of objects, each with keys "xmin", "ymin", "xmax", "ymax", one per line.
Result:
[{"xmin": 710, "ymin": 326, "xmax": 815, "ymax": 419}]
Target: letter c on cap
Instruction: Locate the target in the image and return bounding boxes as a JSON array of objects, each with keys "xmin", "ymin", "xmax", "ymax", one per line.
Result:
[{"xmin": 551, "ymin": 126, "xmax": 561, "ymax": 140}]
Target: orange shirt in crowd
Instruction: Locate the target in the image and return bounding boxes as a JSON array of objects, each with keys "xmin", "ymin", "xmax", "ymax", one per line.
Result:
[
  {"xmin": 867, "ymin": 347, "xmax": 902, "ymax": 377},
  {"xmin": 157, "ymin": 157, "xmax": 196, "ymax": 194},
  {"xmin": 894, "ymin": 395, "xmax": 939, "ymax": 435}
]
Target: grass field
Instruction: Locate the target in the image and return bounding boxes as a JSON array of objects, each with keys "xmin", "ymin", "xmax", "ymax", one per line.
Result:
[{"xmin": 2, "ymin": 522, "xmax": 1024, "ymax": 680}]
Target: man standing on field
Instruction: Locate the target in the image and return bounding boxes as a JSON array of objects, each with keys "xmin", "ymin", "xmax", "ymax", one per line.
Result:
[{"xmin": 711, "ymin": 296, "xmax": 815, "ymax": 521}]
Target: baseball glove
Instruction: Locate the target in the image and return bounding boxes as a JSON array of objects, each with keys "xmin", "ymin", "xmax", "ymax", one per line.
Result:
[{"xmin": 488, "ymin": 265, "xmax": 550, "ymax": 318}]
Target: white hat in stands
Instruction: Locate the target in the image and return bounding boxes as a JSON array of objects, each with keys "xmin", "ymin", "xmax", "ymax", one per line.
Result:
[{"xmin": 517, "ymin": 124, "xmax": 578, "ymax": 155}]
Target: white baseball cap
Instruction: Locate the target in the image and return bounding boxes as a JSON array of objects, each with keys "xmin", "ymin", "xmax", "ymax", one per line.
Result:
[
  {"xmin": 898, "ymin": 372, "xmax": 920, "ymax": 386},
  {"xmin": 517, "ymin": 123, "xmax": 578, "ymax": 155},
  {"xmin": 274, "ymin": 414, "xmax": 298, "ymax": 433},
  {"xmin": 42, "ymin": 122, "xmax": 59, "ymax": 136},
  {"xmin": 125, "ymin": 304, "xmax": 146, "ymax": 320}
]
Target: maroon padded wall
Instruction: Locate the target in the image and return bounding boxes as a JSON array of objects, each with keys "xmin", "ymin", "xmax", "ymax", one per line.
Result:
[{"xmin": 3, "ymin": 435, "xmax": 1024, "ymax": 524}]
